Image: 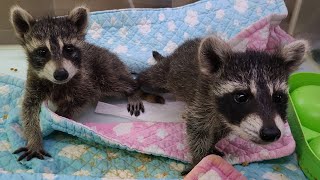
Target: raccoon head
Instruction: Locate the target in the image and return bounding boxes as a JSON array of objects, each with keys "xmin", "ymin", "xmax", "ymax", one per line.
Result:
[
  {"xmin": 198, "ymin": 36, "xmax": 307, "ymax": 144},
  {"xmin": 10, "ymin": 6, "xmax": 89, "ymax": 84}
]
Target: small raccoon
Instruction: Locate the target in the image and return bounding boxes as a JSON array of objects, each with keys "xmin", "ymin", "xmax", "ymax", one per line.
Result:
[
  {"xmin": 138, "ymin": 36, "xmax": 307, "ymax": 173},
  {"xmin": 10, "ymin": 6, "xmax": 144, "ymax": 161}
]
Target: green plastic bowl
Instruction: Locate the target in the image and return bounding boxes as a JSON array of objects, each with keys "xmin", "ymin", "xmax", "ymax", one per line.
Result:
[
  {"xmin": 288, "ymin": 72, "xmax": 320, "ymax": 180},
  {"xmin": 291, "ymin": 85, "xmax": 320, "ymax": 132},
  {"xmin": 309, "ymin": 136, "xmax": 320, "ymax": 158}
]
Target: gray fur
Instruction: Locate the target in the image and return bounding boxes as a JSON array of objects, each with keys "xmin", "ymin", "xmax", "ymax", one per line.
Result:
[
  {"xmin": 138, "ymin": 36, "xmax": 307, "ymax": 174},
  {"xmin": 10, "ymin": 6, "xmax": 144, "ymax": 161}
]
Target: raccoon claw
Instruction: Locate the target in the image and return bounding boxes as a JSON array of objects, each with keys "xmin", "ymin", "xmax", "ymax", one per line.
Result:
[
  {"xmin": 13, "ymin": 147, "xmax": 51, "ymax": 161},
  {"xmin": 127, "ymin": 99, "xmax": 144, "ymax": 117},
  {"xmin": 140, "ymin": 103, "xmax": 145, "ymax": 113}
]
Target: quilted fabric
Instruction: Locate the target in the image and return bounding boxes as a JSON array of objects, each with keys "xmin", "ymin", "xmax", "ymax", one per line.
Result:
[
  {"xmin": 82, "ymin": 121, "xmax": 295, "ymax": 164},
  {"xmin": 0, "ymin": 75, "xmax": 186, "ymax": 179},
  {"xmin": 185, "ymin": 155, "xmax": 246, "ymax": 180},
  {"xmin": 0, "ymin": 74, "xmax": 307, "ymax": 179},
  {"xmin": 85, "ymin": 0, "xmax": 287, "ymax": 73}
]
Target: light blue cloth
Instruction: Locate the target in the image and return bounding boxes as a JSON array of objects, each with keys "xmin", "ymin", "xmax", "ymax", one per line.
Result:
[{"xmin": 86, "ymin": 0, "xmax": 287, "ymax": 73}]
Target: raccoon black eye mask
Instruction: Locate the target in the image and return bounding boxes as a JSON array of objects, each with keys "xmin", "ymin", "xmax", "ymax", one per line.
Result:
[
  {"xmin": 138, "ymin": 36, "xmax": 307, "ymax": 174},
  {"xmin": 10, "ymin": 6, "xmax": 146, "ymax": 161}
]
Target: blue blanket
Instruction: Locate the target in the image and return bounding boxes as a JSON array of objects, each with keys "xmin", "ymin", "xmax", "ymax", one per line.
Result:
[{"xmin": 85, "ymin": 0, "xmax": 287, "ymax": 73}]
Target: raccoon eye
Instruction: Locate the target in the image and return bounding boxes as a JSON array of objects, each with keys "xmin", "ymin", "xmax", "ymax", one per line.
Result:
[
  {"xmin": 64, "ymin": 45, "xmax": 75, "ymax": 53},
  {"xmin": 234, "ymin": 92, "xmax": 249, "ymax": 104},
  {"xmin": 36, "ymin": 47, "xmax": 48, "ymax": 57},
  {"xmin": 273, "ymin": 92, "xmax": 286, "ymax": 104}
]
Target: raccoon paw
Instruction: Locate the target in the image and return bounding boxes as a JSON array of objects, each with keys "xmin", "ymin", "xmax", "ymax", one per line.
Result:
[
  {"xmin": 209, "ymin": 148, "xmax": 225, "ymax": 157},
  {"xmin": 55, "ymin": 109, "xmax": 73, "ymax": 119},
  {"xmin": 127, "ymin": 100, "xmax": 145, "ymax": 117},
  {"xmin": 181, "ymin": 166, "xmax": 193, "ymax": 176},
  {"xmin": 154, "ymin": 95, "xmax": 165, "ymax": 104},
  {"xmin": 13, "ymin": 146, "xmax": 51, "ymax": 161}
]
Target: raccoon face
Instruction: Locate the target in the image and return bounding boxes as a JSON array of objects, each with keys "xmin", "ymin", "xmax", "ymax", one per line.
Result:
[
  {"xmin": 10, "ymin": 6, "xmax": 89, "ymax": 84},
  {"xmin": 198, "ymin": 36, "xmax": 307, "ymax": 143}
]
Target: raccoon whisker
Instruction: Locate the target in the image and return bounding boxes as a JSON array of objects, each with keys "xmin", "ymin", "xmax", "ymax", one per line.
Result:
[
  {"xmin": 37, "ymin": 70, "xmax": 53, "ymax": 80},
  {"xmin": 245, "ymin": 128, "xmax": 259, "ymax": 134},
  {"xmin": 245, "ymin": 123, "xmax": 256, "ymax": 129},
  {"xmin": 244, "ymin": 128, "xmax": 257, "ymax": 134},
  {"xmin": 242, "ymin": 119, "xmax": 261, "ymax": 131},
  {"xmin": 243, "ymin": 129, "xmax": 256, "ymax": 136},
  {"xmin": 243, "ymin": 129, "xmax": 259, "ymax": 139},
  {"xmin": 40, "ymin": 71, "xmax": 52, "ymax": 77}
]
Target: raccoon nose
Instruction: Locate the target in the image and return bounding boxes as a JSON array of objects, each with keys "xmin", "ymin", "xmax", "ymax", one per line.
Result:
[
  {"xmin": 54, "ymin": 68, "xmax": 69, "ymax": 81},
  {"xmin": 260, "ymin": 127, "xmax": 281, "ymax": 142}
]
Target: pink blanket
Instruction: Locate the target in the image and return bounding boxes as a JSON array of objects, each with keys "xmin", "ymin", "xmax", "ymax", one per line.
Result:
[
  {"xmin": 83, "ymin": 122, "xmax": 294, "ymax": 164},
  {"xmin": 185, "ymin": 155, "xmax": 246, "ymax": 180}
]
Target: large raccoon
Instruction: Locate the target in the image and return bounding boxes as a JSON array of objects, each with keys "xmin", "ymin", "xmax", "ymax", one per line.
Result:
[
  {"xmin": 138, "ymin": 36, "xmax": 307, "ymax": 174},
  {"xmin": 10, "ymin": 6, "xmax": 144, "ymax": 161}
]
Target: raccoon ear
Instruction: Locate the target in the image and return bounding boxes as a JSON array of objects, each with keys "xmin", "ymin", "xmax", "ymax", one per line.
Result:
[
  {"xmin": 281, "ymin": 40, "xmax": 308, "ymax": 72},
  {"xmin": 198, "ymin": 36, "xmax": 231, "ymax": 76},
  {"xmin": 68, "ymin": 6, "xmax": 89, "ymax": 35},
  {"xmin": 10, "ymin": 6, "xmax": 34, "ymax": 40}
]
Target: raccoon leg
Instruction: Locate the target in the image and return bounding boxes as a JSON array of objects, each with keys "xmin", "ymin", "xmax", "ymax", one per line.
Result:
[
  {"xmin": 126, "ymin": 90, "xmax": 145, "ymax": 116},
  {"xmin": 55, "ymin": 99, "xmax": 87, "ymax": 119},
  {"xmin": 182, "ymin": 113, "xmax": 227, "ymax": 175},
  {"xmin": 186, "ymin": 122, "xmax": 215, "ymax": 168},
  {"xmin": 127, "ymin": 94, "xmax": 144, "ymax": 117},
  {"xmin": 138, "ymin": 69, "xmax": 168, "ymax": 91},
  {"xmin": 126, "ymin": 88, "xmax": 168, "ymax": 115},
  {"xmin": 110, "ymin": 75, "xmax": 145, "ymax": 117},
  {"xmin": 137, "ymin": 58, "xmax": 170, "ymax": 105},
  {"xmin": 55, "ymin": 107, "xmax": 73, "ymax": 119},
  {"xmin": 13, "ymin": 86, "xmax": 51, "ymax": 161}
]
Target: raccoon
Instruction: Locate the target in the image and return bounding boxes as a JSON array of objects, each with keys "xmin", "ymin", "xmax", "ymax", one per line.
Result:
[
  {"xmin": 138, "ymin": 36, "xmax": 307, "ymax": 174},
  {"xmin": 10, "ymin": 6, "xmax": 144, "ymax": 161}
]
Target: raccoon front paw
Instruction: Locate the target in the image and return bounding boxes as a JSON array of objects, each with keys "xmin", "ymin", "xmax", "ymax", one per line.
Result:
[
  {"xmin": 181, "ymin": 166, "xmax": 193, "ymax": 176},
  {"xmin": 127, "ymin": 100, "xmax": 145, "ymax": 117},
  {"xmin": 55, "ymin": 109, "xmax": 73, "ymax": 119},
  {"xmin": 209, "ymin": 148, "xmax": 225, "ymax": 157},
  {"xmin": 13, "ymin": 146, "xmax": 51, "ymax": 161},
  {"xmin": 154, "ymin": 95, "xmax": 165, "ymax": 104}
]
